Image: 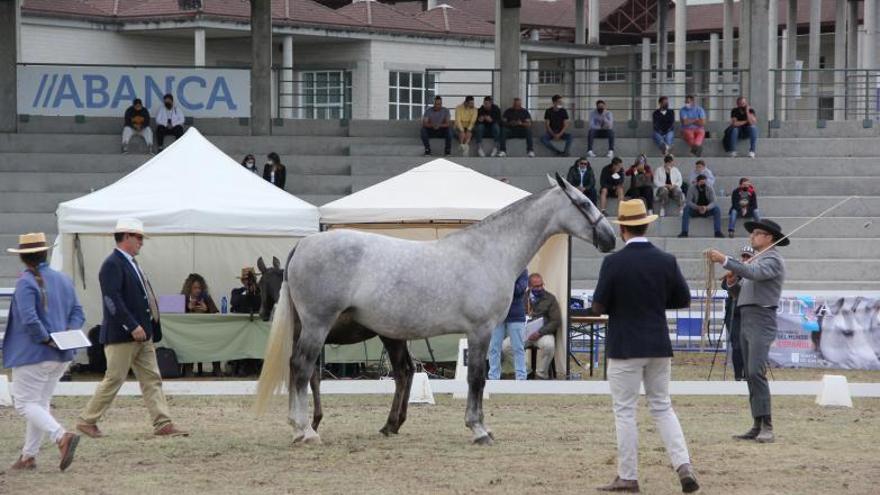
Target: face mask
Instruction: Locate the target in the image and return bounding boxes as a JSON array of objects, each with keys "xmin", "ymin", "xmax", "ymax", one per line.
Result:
[
  {"xmin": 531, "ymin": 289, "xmax": 543, "ymax": 298},
  {"xmin": 164, "ymin": 101, "xmax": 172, "ymax": 109},
  {"xmin": 660, "ymin": 105, "xmax": 668, "ymax": 111},
  {"xmin": 247, "ymin": 161, "xmax": 255, "ymax": 167},
  {"xmin": 597, "ymin": 108, "xmax": 604, "ymax": 113},
  {"xmin": 685, "ymin": 103, "xmax": 693, "ymax": 109},
  {"xmin": 556, "ymin": 104, "xmax": 563, "ymax": 109}
]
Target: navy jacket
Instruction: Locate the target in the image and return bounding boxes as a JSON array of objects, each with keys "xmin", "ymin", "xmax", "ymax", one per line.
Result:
[
  {"xmin": 504, "ymin": 270, "xmax": 529, "ymax": 323},
  {"xmin": 593, "ymin": 241, "xmax": 690, "ymax": 359},
  {"xmin": 98, "ymin": 249, "xmax": 161, "ymax": 344}
]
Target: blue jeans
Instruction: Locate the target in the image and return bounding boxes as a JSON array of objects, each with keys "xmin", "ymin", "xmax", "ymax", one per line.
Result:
[
  {"xmin": 728, "ymin": 208, "xmax": 761, "ymax": 232},
  {"xmin": 488, "ymin": 320, "xmax": 526, "ymax": 380},
  {"xmin": 726, "ymin": 125, "xmax": 758, "ymax": 152},
  {"xmin": 540, "ymin": 132, "xmax": 573, "ymax": 154},
  {"xmin": 587, "ymin": 128, "xmax": 615, "ymax": 152},
  {"xmin": 420, "ymin": 126, "xmax": 452, "ymax": 152},
  {"xmin": 474, "ymin": 122, "xmax": 500, "ymax": 144},
  {"xmin": 499, "ymin": 127, "xmax": 533, "ymax": 152},
  {"xmin": 681, "ymin": 205, "xmax": 722, "ymax": 234},
  {"xmin": 653, "ymin": 130, "xmax": 674, "ymax": 150}
]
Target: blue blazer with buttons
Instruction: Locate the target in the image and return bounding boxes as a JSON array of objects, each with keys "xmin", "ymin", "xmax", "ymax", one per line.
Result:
[{"xmin": 99, "ymin": 249, "xmax": 161, "ymax": 344}]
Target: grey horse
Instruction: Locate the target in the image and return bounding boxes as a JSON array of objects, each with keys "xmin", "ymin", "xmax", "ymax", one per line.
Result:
[{"xmin": 255, "ymin": 174, "xmax": 616, "ymax": 445}]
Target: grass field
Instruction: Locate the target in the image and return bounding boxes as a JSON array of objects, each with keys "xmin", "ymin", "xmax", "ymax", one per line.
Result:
[{"xmin": 2, "ymin": 394, "xmax": 879, "ymax": 495}]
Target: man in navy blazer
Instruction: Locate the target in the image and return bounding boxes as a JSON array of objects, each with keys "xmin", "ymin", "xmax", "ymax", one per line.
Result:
[
  {"xmin": 592, "ymin": 199, "xmax": 699, "ymax": 494},
  {"xmin": 78, "ymin": 218, "xmax": 187, "ymax": 438}
]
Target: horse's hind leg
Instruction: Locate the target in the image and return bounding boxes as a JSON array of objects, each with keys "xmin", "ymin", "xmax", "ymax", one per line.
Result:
[
  {"xmin": 310, "ymin": 364, "xmax": 323, "ymax": 431},
  {"xmin": 465, "ymin": 331, "xmax": 493, "ymax": 445},
  {"xmin": 288, "ymin": 317, "xmax": 331, "ymax": 445},
  {"xmin": 378, "ymin": 337, "xmax": 415, "ymax": 436}
]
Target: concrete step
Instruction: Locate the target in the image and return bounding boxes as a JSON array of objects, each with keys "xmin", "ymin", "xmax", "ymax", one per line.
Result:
[
  {"xmin": 16, "ymin": 116, "xmax": 349, "ymax": 137},
  {"xmin": 0, "ymin": 213, "xmax": 58, "ymax": 234},
  {"xmin": 299, "ymin": 194, "xmax": 345, "ymax": 206},
  {"xmin": 0, "ymin": 277, "xmax": 18, "ymax": 289},
  {"xmin": 572, "ymin": 237, "xmax": 880, "ymax": 259},
  {"xmin": 0, "ymin": 192, "xmax": 82, "ymax": 213},
  {"xmin": 0, "ymin": 153, "xmax": 149, "ymax": 173},
  {"xmin": 0, "ymin": 172, "xmax": 118, "ymax": 193},
  {"xmin": 286, "ymin": 175, "xmax": 352, "ymax": 195}
]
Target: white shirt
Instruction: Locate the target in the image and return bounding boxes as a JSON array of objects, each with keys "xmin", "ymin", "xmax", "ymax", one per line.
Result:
[
  {"xmin": 115, "ymin": 247, "xmax": 147, "ymax": 294},
  {"xmin": 155, "ymin": 104, "xmax": 185, "ymax": 128},
  {"xmin": 626, "ymin": 237, "xmax": 649, "ymax": 245}
]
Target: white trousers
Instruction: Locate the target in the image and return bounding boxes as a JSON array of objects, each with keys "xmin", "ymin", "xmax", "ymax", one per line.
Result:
[
  {"xmin": 122, "ymin": 126, "xmax": 153, "ymax": 146},
  {"xmin": 607, "ymin": 357, "xmax": 691, "ymax": 481},
  {"xmin": 11, "ymin": 360, "xmax": 69, "ymax": 458}
]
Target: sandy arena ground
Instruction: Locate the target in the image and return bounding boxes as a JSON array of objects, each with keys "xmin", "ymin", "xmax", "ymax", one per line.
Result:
[{"xmin": 1, "ymin": 394, "xmax": 878, "ymax": 494}]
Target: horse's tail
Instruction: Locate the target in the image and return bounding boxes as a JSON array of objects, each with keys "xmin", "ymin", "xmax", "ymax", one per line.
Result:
[{"xmin": 254, "ymin": 278, "xmax": 295, "ymax": 415}]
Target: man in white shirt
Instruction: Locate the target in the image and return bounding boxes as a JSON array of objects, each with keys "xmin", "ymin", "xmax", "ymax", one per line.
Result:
[
  {"xmin": 155, "ymin": 93, "xmax": 185, "ymax": 151},
  {"xmin": 654, "ymin": 155, "xmax": 684, "ymax": 217}
]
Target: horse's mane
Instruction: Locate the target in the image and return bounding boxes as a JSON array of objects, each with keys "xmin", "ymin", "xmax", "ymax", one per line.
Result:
[{"xmin": 444, "ymin": 186, "xmax": 556, "ymax": 240}]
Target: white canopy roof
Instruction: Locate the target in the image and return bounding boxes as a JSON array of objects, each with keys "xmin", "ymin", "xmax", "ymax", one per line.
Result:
[
  {"xmin": 319, "ymin": 158, "xmax": 531, "ymax": 224},
  {"xmin": 56, "ymin": 128, "xmax": 319, "ymax": 236}
]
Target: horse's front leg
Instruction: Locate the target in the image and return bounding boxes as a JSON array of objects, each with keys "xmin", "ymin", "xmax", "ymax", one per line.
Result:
[{"xmin": 465, "ymin": 329, "xmax": 493, "ymax": 445}]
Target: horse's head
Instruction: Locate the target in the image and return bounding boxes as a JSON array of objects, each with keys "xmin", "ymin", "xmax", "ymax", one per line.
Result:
[
  {"xmin": 257, "ymin": 256, "xmax": 284, "ymax": 321},
  {"xmin": 547, "ymin": 173, "xmax": 616, "ymax": 253},
  {"xmin": 819, "ymin": 297, "xmax": 880, "ymax": 369}
]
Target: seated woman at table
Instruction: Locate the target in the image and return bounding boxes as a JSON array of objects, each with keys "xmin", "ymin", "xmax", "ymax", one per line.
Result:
[{"xmin": 180, "ymin": 273, "xmax": 222, "ymax": 377}]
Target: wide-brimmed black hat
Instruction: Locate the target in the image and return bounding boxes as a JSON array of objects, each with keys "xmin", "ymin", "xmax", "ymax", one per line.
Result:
[{"xmin": 744, "ymin": 219, "xmax": 790, "ymax": 246}]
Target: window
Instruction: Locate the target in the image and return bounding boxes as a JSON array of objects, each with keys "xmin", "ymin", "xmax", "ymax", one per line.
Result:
[
  {"xmin": 388, "ymin": 71, "xmax": 436, "ymax": 120},
  {"xmin": 650, "ymin": 63, "xmax": 695, "ymax": 81},
  {"xmin": 302, "ymin": 70, "xmax": 352, "ymax": 119},
  {"xmin": 598, "ymin": 67, "xmax": 626, "ymax": 83},
  {"xmin": 538, "ymin": 70, "xmax": 564, "ymax": 85}
]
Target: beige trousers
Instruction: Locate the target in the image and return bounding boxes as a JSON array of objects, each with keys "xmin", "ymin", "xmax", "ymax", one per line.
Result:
[
  {"xmin": 79, "ymin": 341, "xmax": 171, "ymax": 429},
  {"xmin": 503, "ymin": 334, "xmax": 556, "ymax": 378}
]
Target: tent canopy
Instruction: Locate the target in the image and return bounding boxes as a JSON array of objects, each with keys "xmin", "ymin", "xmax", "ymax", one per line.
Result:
[
  {"xmin": 57, "ymin": 127, "xmax": 319, "ymax": 236},
  {"xmin": 320, "ymin": 158, "xmax": 532, "ymax": 224}
]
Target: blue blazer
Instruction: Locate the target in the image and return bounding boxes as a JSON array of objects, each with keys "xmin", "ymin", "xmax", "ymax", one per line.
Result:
[
  {"xmin": 2, "ymin": 263, "xmax": 85, "ymax": 368},
  {"xmin": 99, "ymin": 249, "xmax": 161, "ymax": 344},
  {"xmin": 593, "ymin": 241, "xmax": 691, "ymax": 359}
]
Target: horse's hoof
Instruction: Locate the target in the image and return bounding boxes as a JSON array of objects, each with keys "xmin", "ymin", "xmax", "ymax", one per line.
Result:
[
  {"xmin": 473, "ymin": 434, "xmax": 494, "ymax": 446},
  {"xmin": 303, "ymin": 434, "xmax": 322, "ymax": 445},
  {"xmin": 379, "ymin": 424, "xmax": 399, "ymax": 436},
  {"xmin": 487, "ymin": 430, "xmax": 495, "ymax": 440},
  {"xmin": 293, "ymin": 433, "xmax": 305, "ymax": 444}
]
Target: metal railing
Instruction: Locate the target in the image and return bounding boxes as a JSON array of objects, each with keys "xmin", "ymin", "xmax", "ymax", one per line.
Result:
[
  {"xmin": 771, "ymin": 69, "xmax": 880, "ymax": 123},
  {"xmin": 273, "ymin": 66, "xmax": 352, "ymax": 120}
]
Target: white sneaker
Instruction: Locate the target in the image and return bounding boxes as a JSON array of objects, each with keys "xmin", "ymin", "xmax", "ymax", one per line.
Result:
[
  {"xmin": 606, "ymin": 150, "xmax": 615, "ymax": 158},
  {"xmin": 490, "ymin": 147, "xmax": 498, "ymax": 157},
  {"xmin": 478, "ymin": 147, "xmax": 486, "ymax": 157},
  {"xmin": 748, "ymin": 151, "xmax": 756, "ymax": 159},
  {"xmin": 527, "ymin": 151, "xmax": 535, "ymax": 158},
  {"xmin": 586, "ymin": 150, "xmax": 596, "ymax": 158},
  {"xmin": 461, "ymin": 143, "xmax": 469, "ymax": 155},
  {"xmin": 497, "ymin": 151, "xmax": 507, "ymax": 157},
  {"xmin": 660, "ymin": 207, "xmax": 666, "ymax": 217},
  {"xmin": 729, "ymin": 151, "xmax": 738, "ymax": 158}
]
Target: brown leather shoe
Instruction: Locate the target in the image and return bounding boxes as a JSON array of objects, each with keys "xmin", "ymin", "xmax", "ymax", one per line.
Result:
[
  {"xmin": 76, "ymin": 423, "xmax": 104, "ymax": 438},
  {"xmin": 154, "ymin": 423, "xmax": 189, "ymax": 437},
  {"xmin": 11, "ymin": 455, "xmax": 36, "ymax": 471},
  {"xmin": 57, "ymin": 432, "xmax": 80, "ymax": 471},
  {"xmin": 597, "ymin": 476, "xmax": 640, "ymax": 493}
]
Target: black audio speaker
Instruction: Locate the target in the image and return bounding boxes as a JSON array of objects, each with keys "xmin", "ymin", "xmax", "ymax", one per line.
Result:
[{"xmin": 502, "ymin": 0, "xmax": 521, "ymax": 8}]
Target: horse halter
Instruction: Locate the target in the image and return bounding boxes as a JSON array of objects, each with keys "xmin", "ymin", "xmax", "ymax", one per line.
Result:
[{"xmin": 556, "ymin": 176, "xmax": 603, "ymax": 249}]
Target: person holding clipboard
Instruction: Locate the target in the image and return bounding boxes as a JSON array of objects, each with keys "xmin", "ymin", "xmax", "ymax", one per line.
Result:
[{"xmin": 3, "ymin": 232, "xmax": 85, "ymax": 472}]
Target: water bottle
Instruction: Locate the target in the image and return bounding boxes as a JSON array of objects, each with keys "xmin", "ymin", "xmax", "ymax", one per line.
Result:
[{"xmin": 221, "ymin": 296, "xmax": 228, "ymax": 314}]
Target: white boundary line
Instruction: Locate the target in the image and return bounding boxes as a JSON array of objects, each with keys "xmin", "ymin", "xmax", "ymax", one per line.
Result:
[{"xmin": 47, "ymin": 380, "xmax": 880, "ymax": 398}]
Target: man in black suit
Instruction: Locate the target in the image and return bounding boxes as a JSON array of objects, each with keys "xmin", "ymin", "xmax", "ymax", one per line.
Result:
[
  {"xmin": 593, "ymin": 199, "xmax": 699, "ymax": 494},
  {"xmin": 77, "ymin": 218, "xmax": 187, "ymax": 438}
]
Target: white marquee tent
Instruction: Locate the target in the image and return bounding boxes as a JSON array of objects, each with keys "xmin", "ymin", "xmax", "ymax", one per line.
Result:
[
  {"xmin": 320, "ymin": 158, "xmax": 571, "ymax": 376},
  {"xmin": 53, "ymin": 128, "xmax": 319, "ymax": 324}
]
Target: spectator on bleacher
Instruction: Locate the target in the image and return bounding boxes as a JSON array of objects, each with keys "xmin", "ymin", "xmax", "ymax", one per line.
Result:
[
  {"xmin": 499, "ymin": 97, "xmax": 534, "ymax": 158},
  {"xmin": 722, "ymin": 245, "xmax": 756, "ymax": 381},
  {"xmin": 454, "ymin": 96, "xmax": 477, "ymax": 156},
  {"xmin": 679, "ymin": 174, "xmax": 724, "ymax": 238},
  {"xmin": 475, "ymin": 96, "xmax": 502, "ymax": 157},
  {"xmin": 180, "ymin": 273, "xmax": 220, "ymax": 378},
  {"xmin": 586, "ymin": 100, "xmax": 615, "ymax": 159},
  {"xmin": 566, "ymin": 157, "xmax": 597, "ymax": 204},
  {"xmin": 652, "ymin": 96, "xmax": 675, "ymax": 156},
  {"xmin": 4, "ymin": 232, "xmax": 84, "ymax": 472},
  {"xmin": 421, "ymin": 95, "xmax": 452, "ymax": 156},
  {"xmin": 724, "ymin": 96, "xmax": 758, "ymax": 158},
  {"xmin": 122, "ymin": 98, "xmax": 153, "ymax": 154},
  {"xmin": 155, "ymin": 93, "xmax": 185, "ymax": 151},
  {"xmin": 680, "ymin": 94, "xmax": 707, "ymax": 157},
  {"xmin": 540, "ymin": 94, "xmax": 573, "ymax": 156},
  {"xmin": 488, "ymin": 270, "xmax": 528, "ymax": 380},
  {"xmin": 598, "ymin": 157, "xmax": 625, "ymax": 216},
  {"xmin": 241, "ymin": 154, "xmax": 259, "ymax": 174},
  {"xmin": 262, "ymin": 152, "xmax": 286, "ymax": 190},
  {"xmin": 521, "ymin": 273, "xmax": 560, "ymax": 379},
  {"xmin": 684, "ymin": 159, "xmax": 715, "ymax": 196},
  {"xmin": 728, "ymin": 177, "xmax": 761, "ymax": 238},
  {"xmin": 625, "ymin": 154, "xmax": 655, "ymax": 214},
  {"xmin": 654, "ymin": 155, "xmax": 684, "ymax": 217}
]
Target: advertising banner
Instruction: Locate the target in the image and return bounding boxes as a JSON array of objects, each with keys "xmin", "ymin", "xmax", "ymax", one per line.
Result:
[{"xmin": 18, "ymin": 65, "xmax": 250, "ymax": 118}]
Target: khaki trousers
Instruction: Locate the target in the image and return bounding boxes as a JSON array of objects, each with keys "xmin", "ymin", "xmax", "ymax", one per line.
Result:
[{"xmin": 79, "ymin": 340, "xmax": 171, "ymax": 429}]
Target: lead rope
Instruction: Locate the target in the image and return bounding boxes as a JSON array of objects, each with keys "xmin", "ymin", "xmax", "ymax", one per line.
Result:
[{"xmin": 702, "ymin": 250, "xmax": 716, "ymax": 351}]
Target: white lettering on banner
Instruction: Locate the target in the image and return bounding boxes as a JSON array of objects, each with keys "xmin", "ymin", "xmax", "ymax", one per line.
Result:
[{"xmin": 17, "ymin": 65, "xmax": 251, "ymax": 118}]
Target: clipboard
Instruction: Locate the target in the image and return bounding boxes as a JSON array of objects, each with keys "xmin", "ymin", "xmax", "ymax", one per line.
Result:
[
  {"xmin": 49, "ymin": 330, "xmax": 92, "ymax": 350},
  {"xmin": 525, "ymin": 317, "xmax": 544, "ymax": 335}
]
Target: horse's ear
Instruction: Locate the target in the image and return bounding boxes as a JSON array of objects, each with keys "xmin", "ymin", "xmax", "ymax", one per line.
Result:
[
  {"xmin": 272, "ymin": 256, "xmax": 281, "ymax": 269},
  {"xmin": 257, "ymin": 257, "xmax": 267, "ymax": 273},
  {"xmin": 554, "ymin": 172, "xmax": 566, "ymax": 189},
  {"xmin": 546, "ymin": 174, "xmax": 557, "ymax": 188}
]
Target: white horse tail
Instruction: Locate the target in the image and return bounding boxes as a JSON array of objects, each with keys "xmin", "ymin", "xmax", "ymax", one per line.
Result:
[{"xmin": 254, "ymin": 279, "xmax": 294, "ymax": 415}]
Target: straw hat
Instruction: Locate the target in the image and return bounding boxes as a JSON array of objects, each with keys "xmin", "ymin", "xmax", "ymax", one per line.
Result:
[
  {"xmin": 7, "ymin": 232, "xmax": 50, "ymax": 254},
  {"xmin": 611, "ymin": 199, "xmax": 658, "ymax": 226},
  {"xmin": 236, "ymin": 267, "xmax": 256, "ymax": 280},
  {"xmin": 115, "ymin": 218, "xmax": 146, "ymax": 236}
]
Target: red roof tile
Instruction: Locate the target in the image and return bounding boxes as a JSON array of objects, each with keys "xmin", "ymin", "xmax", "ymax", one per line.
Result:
[
  {"xmin": 336, "ymin": 1, "xmax": 443, "ymax": 33},
  {"xmin": 414, "ymin": 4, "xmax": 495, "ymax": 36}
]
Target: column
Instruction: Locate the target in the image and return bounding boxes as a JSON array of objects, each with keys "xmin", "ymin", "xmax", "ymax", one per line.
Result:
[
  {"xmin": 495, "ymin": 0, "xmax": 521, "ymax": 108},
  {"xmin": 194, "ymin": 28, "xmax": 206, "ymax": 67},
  {"xmin": 786, "ymin": 0, "xmax": 798, "ymax": 118},
  {"xmin": 250, "ymin": 0, "xmax": 272, "ymax": 135},
  {"xmin": 865, "ymin": 0, "xmax": 877, "ymax": 70},
  {"xmin": 749, "ymin": 0, "xmax": 771, "ymax": 124},
  {"xmin": 642, "ymin": 37, "xmax": 652, "ymax": 120},
  {"xmin": 834, "ymin": 0, "xmax": 847, "ymax": 120},
  {"xmin": 657, "ymin": 0, "xmax": 669, "ymax": 98},
  {"xmin": 587, "ymin": 0, "xmax": 600, "ymax": 104},
  {"xmin": 574, "ymin": 0, "xmax": 587, "ymax": 120},
  {"xmin": 809, "ymin": 0, "xmax": 822, "ymax": 111},
  {"xmin": 520, "ymin": 51, "xmax": 529, "ymax": 109},
  {"xmin": 723, "ymin": 0, "xmax": 735, "ymax": 111},
  {"xmin": 739, "ymin": 0, "xmax": 751, "ymax": 97},
  {"xmin": 0, "ymin": 0, "xmax": 18, "ymax": 132},
  {"xmin": 709, "ymin": 32, "xmax": 720, "ymax": 121},
  {"xmin": 848, "ymin": 0, "xmax": 859, "ymax": 71},
  {"xmin": 674, "ymin": 0, "xmax": 687, "ymax": 108},
  {"xmin": 769, "ymin": 0, "xmax": 778, "ymax": 121},
  {"xmin": 281, "ymin": 35, "xmax": 294, "ymax": 119}
]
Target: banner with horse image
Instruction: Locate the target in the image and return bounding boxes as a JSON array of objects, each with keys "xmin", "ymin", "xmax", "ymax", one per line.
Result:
[{"xmin": 770, "ymin": 295, "xmax": 880, "ymax": 370}]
